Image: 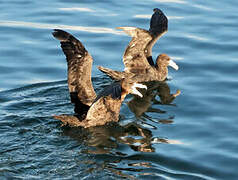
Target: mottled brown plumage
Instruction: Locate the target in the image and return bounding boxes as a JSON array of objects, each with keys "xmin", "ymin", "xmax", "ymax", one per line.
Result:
[
  {"xmin": 52, "ymin": 29, "xmax": 96, "ymax": 107},
  {"xmin": 52, "ymin": 29, "xmax": 147, "ymax": 128},
  {"xmin": 54, "ymin": 79, "xmax": 147, "ymax": 128},
  {"xmin": 98, "ymin": 8, "xmax": 178, "ymax": 82}
]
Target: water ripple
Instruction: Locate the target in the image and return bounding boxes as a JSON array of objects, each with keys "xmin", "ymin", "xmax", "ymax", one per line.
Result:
[
  {"xmin": 0, "ymin": 20, "xmax": 123, "ymax": 35},
  {"xmin": 1, "ymin": 0, "xmax": 238, "ymax": 179}
]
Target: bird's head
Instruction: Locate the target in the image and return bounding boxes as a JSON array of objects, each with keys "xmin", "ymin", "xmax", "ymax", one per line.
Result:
[{"xmin": 156, "ymin": 54, "xmax": 179, "ymax": 70}]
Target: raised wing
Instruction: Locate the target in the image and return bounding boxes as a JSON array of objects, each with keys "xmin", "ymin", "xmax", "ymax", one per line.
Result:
[
  {"xmin": 149, "ymin": 8, "xmax": 168, "ymax": 37},
  {"xmin": 145, "ymin": 8, "xmax": 168, "ymax": 62},
  {"xmin": 52, "ymin": 29, "xmax": 96, "ymax": 106},
  {"xmin": 117, "ymin": 27, "xmax": 153, "ymax": 74}
]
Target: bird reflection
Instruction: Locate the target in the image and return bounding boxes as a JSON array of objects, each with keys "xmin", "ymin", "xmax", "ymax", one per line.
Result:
[
  {"xmin": 128, "ymin": 81, "xmax": 180, "ymax": 120},
  {"xmin": 61, "ymin": 81, "xmax": 181, "ymax": 154},
  {"xmin": 61, "ymin": 81, "xmax": 181, "ymax": 179},
  {"xmin": 62, "ymin": 122, "xmax": 155, "ymax": 154}
]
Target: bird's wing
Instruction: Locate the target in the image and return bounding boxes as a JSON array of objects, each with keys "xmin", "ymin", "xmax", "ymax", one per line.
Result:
[
  {"xmin": 52, "ymin": 29, "xmax": 96, "ymax": 106},
  {"xmin": 55, "ymin": 82, "xmax": 123, "ymax": 128},
  {"xmin": 92, "ymin": 82, "xmax": 122, "ymax": 104},
  {"xmin": 85, "ymin": 82, "xmax": 123, "ymax": 125},
  {"xmin": 97, "ymin": 66, "xmax": 130, "ymax": 81},
  {"xmin": 53, "ymin": 82, "xmax": 122, "ymax": 128},
  {"xmin": 149, "ymin": 9, "xmax": 168, "ymax": 37},
  {"xmin": 117, "ymin": 27, "xmax": 153, "ymax": 74},
  {"xmin": 145, "ymin": 9, "xmax": 168, "ymax": 60}
]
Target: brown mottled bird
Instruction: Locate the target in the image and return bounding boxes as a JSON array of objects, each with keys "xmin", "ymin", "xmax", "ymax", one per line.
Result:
[
  {"xmin": 52, "ymin": 29, "xmax": 147, "ymax": 128},
  {"xmin": 98, "ymin": 8, "xmax": 178, "ymax": 82}
]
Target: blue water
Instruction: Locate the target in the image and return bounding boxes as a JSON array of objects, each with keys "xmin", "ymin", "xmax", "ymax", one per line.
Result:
[{"xmin": 1, "ymin": 0, "xmax": 238, "ymax": 179}]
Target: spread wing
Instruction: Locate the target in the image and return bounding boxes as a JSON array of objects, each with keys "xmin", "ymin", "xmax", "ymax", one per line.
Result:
[
  {"xmin": 117, "ymin": 9, "xmax": 168, "ymax": 74},
  {"xmin": 52, "ymin": 29, "xmax": 96, "ymax": 106},
  {"xmin": 149, "ymin": 8, "xmax": 168, "ymax": 37},
  {"xmin": 117, "ymin": 27, "xmax": 153, "ymax": 74},
  {"xmin": 145, "ymin": 8, "xmax": 168, "ymax": 61}
]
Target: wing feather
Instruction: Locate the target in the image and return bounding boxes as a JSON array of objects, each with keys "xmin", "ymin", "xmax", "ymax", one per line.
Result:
[
  {"xmin": 117, "ymin": 27, "xmax": 153, "ymax": 73},
  {"xmin": 145, "ymin": 8, "xmax": 168, "ymax": 59},
  {"xmin": 149, "ymin": 8, "xmax": 168, "ymax": 36},
  {"xmin": 92, "ymin": 82, "xmax": 122, "ymax": 104},
  {"xmin": 52, "ymin": 29, "xmax": 96, "ymax": 106}
]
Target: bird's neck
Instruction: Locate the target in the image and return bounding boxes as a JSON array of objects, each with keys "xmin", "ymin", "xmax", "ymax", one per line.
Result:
[
  {"xmin": 147, "ymin": 56, "xmax": 155, "ymax": 66},
  {"xmin": 145, "ymin": 32, "xmax": 165, "ymax": 58},
  {"xmin": 155, "ymin": 65, "xmax": 168, "ymax": 81}
]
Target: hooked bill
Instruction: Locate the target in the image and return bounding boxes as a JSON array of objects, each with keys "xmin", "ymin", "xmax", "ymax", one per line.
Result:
[
  {"xmin": 131, "ymin": 83, "xmax": 147, "ymax": 97},
  {"xmin": 169, "ymin": 60, "xmax": 179, "ymax": 70}
]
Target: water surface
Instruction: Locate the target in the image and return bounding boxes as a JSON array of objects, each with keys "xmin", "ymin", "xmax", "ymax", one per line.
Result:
[{"xmin": 1, "ymin": 0, "xmax": 238, "ymax": 179}]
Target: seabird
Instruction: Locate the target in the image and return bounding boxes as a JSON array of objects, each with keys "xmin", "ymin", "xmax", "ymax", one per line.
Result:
[
  {"xmin": 98, "ymin": 8, "xmax": 178, "ymax": 82},
  {"xmin": 52, "ymin": 29, "xmax": 147, "ymax": 128}
]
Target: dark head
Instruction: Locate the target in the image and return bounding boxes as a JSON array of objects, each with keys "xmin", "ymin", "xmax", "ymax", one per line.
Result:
[
  {"xmin": 156, "ymin": 54, "xmax": 179, "ymax": 70},
  {"xmin": 121, "ymin": 79, "xmax": 147, "ymax": 98}
]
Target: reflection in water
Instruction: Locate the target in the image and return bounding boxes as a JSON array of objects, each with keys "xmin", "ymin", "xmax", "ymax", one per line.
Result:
[
  {"xmin": 61, "ymin": 123, "xmax": 158, "ymax": 179},
  {"xmin": 184, "ymin": 33, "xmax": 209, "ymax": 41},
  {"xmin": 61, "ymin": 81, "xmax": 181, "ymax": 178},
  {"xmin": 59, "ymin": 7, "xmax": 95, "ymax": 12},
  {"xmin": 128, "ymin": 81, "xmax": 180, "ymax": 120},
  {"xmin": 59, "ymin": 7, "xmax": 118, "ymax": 16},
  {"xmin": 0, "ymin": 20, "xmax": 123, "ymax": 35},
  {"xmin": 153, "ymin": 0, "xmax": 187, "ymax": 4},
  {"xmin": 191, "ymin": 4, "xmax": 217, "ymax": 11},
  {"xmin": 62, "ymin": 81, "xmax": 181, "ymax": 154},
  {"xmin": 62, "ymin": 122, "xmax": 155, "ymax": 154}
]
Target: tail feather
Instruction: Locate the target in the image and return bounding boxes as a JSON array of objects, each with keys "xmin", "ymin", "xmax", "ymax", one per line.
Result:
[{"xmin": 98, "ymin": 66, "xmax": 125, "ymax": 81}]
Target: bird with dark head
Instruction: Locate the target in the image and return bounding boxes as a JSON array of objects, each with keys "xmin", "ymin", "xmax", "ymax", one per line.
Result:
[
  {"xmin": 98, "ymin": 8, "xmax": 178, "ymax": 83},
  {"xmin": 52, "ymin": 29, "xmax": 147, "ymax": 128}
]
